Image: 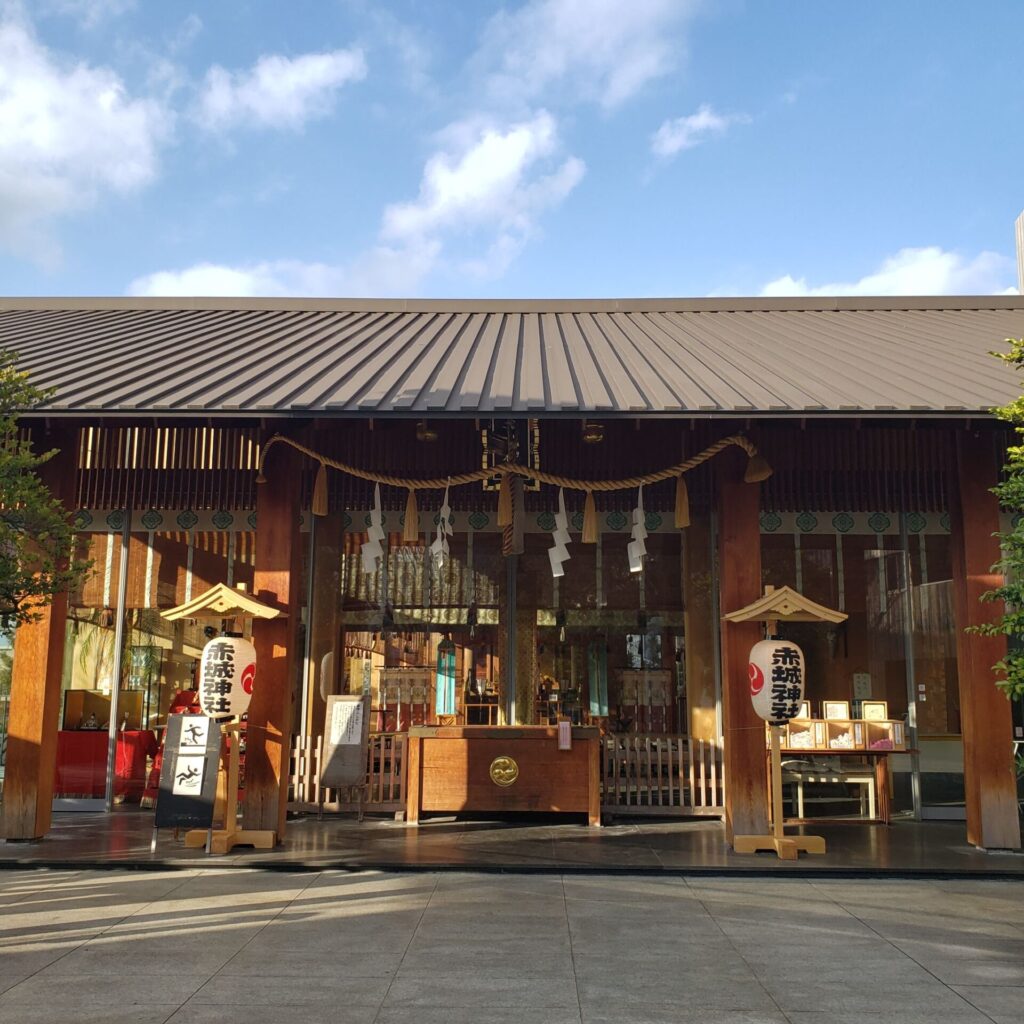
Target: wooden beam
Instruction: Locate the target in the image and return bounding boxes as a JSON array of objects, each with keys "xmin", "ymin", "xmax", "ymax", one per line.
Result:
[
  {"xmin": 949, "ymin": 431, "xmax": 1021, "ymax": 850},
  {"xmin": 2, "ymin": 426, "xmax": 78, "ymax": 841},
  {"xmin": 716, "ymin": 448, "xmax": 769, "ymax": 842},
  {"xmin": 243, "ymin": 439, "xmax": 302, "ymax": 840}
]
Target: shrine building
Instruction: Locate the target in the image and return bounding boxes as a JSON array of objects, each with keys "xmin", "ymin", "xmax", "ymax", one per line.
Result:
[{"xmin": 0, "ymin": 295, "xmax": 1022, "ymax": 853}]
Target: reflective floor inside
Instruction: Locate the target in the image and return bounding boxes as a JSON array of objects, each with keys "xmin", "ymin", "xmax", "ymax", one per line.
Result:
[{"xmin": 3, "ymin": 811, "xmax": 1024, "ymax": 876}]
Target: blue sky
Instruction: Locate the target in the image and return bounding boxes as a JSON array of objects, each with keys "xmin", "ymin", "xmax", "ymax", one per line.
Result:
[{"xmin": 1, "ymin": 0, "xmax": 1022, "ymax": 298}]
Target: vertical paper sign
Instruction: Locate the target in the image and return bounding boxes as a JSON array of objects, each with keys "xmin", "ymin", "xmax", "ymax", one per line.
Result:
[
  {"xmin": 557, "ymin": 719, "xmax": 572, "ymax": 751},
  {"xmin": 330, "ymin": 698, "xmax": 364, "ymax": 747}
]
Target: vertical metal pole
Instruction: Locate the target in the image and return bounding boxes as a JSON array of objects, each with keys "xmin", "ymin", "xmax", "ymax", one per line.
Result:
[
  {"xmin": 104, "ymin": 512, "xmax": 131, "ymax": 811},
  {"xmin": 505, "ymin": 554, "xmax": 517, "ymax": 725},
  {"xmin": 299, "ymin": 515, "xmax": 316, "ymax": 738}
]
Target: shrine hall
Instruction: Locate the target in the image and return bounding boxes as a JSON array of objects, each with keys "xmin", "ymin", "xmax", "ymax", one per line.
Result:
[{"xmin": 0, "ymin": 294, "xmax": 1022, "ymax": 860}]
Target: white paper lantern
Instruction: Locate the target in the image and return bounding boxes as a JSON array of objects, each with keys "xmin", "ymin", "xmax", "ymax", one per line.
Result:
[
  {"xmin": 748, "ymin": 638, "xmax": 805, "ymax": 724},
  {"xmin": 199, "ymin": 635, "xmax": 256, "ymax": 721}
]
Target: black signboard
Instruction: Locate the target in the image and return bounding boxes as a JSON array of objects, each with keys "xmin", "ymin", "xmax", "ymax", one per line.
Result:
[{"xmin": 154, "ymin": 714, "xmax": 222, "ymax": 830}]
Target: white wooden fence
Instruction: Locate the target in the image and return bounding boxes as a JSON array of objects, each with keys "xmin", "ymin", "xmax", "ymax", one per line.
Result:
[
  {"xmin": 289, "ymin": 732, "xmax": 407, "ymax": 814},
  {"xmin": 289, "ymin": 731, "xmax": 724, "ymax": 819},
  {"xmin": 602, "ymin": 734, "xmax": 724, "ymax": 816}
]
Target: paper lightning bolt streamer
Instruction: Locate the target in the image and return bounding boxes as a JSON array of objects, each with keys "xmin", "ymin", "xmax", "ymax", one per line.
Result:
[
  {"xmin": 361, "ymin": 483, "xmax": 385, "ymax": 574},
  {"xmin": 548, "ymin": 487, "xmax": 571, "ymax": 577},
  {"xmin": 627, "ymin": 484, "xmax": 648, "ymax": 574},
  {"xmin": 429, "ymin": 482, "xmax": 452, "ymax": 567}
]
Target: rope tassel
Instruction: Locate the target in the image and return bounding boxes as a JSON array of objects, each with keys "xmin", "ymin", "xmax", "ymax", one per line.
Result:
[
  {"xmin": 744, "ymin": 451, "xmax": 773, "ymax": 483},
  {"xmin": 674, "ymin": 474, "xmax": 690, "ymax": 529},
  {"xmin": 312, "ymin": 461, "xmax": 328, "ymax": 516},
  {"xmin": 582, "ymin": 491, "xmax": 598, "ymax": 543},
  {"xmin": 403, "ymin": 489, "xmax": 419, "ymax": 543}
]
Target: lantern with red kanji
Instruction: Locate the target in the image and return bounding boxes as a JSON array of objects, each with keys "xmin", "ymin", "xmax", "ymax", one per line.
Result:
[
  {"xmin": 748, "ymin": 638, "xmax": 805, "ymax": 724},
  {"xmin": 199, "ymin": 635, "xmax": 256, "ymax": 721}
]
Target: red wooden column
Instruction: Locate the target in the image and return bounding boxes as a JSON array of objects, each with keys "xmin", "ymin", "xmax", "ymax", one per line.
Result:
[
  {"xmin": 243, "ymin": 440, "xmax": 302, "ymax": 840},
  {"xmin": 716, "ymin": 449, "xmax": 769, "ymax": 842},
  {"xmin": 2, "ymin": 426, "xmax": 78, "ymax": 841},
  {"xmin": 949, "ymin": 430, "xmax": 1021, "ymax": 850}
]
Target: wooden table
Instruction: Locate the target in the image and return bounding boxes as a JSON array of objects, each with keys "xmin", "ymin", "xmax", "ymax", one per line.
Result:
[
  {"xmin": 406, "ymin": 725, "xmax": 601, "ymax": 826},
  {"xmin": 779, "ymin": 748, "xmax": 897, "ymax": 824}
]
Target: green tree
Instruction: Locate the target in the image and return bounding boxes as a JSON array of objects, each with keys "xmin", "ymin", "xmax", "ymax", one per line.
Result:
[{"xmin": 0, "ymin": 352, "xmax": 90, "ymax": 632}]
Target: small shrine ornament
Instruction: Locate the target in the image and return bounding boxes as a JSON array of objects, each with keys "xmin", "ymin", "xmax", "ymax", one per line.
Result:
[
  {"xmin": 199, "ymin": 635, "xmax": 256, "ymax": 720},
  {"xmin": 748, "ymin": 638, "xmax": 805, "ymax": 724}
]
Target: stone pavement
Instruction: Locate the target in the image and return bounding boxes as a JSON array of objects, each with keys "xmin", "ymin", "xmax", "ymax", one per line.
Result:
[{"xmin": 1, "ymin": 869, "xmax": 1023, "ymax": 1023}]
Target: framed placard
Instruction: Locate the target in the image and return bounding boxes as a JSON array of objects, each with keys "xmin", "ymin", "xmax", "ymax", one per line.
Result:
[
  {"xmin": 795, "ymin": 700, "xmax": 811, "ymax": 720},
  {"xmin": 320, "ymin": 694, "xmax": 371, "ymax": 790},
  {"xmin": 861, "ymin": 700, "xmax": 889, "ymax": 721},
  {"xmin": 823, "ymin": 700, "xmax": 850, "ymax": 720},
  {"xmin": 154, "ymin": 714, "xmax": 221, "ymax": 830}
]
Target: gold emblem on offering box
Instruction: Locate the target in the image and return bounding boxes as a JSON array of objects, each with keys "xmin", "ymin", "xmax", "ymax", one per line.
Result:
[{"xmin": 489, "ymin": 755, "xmax": 519, "ymax": 787}]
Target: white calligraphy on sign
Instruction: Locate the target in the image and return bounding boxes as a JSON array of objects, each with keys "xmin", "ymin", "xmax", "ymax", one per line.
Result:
[
  {"xmin": 330, "ymin": 698, "xmax": 364, "ymax": 746},
  {"xmin": 172, "ymin": 755, "xmax": 206, "ymax": 796}
]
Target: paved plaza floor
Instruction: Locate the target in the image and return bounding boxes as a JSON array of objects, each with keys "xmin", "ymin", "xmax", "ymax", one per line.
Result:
[{"xmin": 1, "ymin": 868, "xmax": 1023, "ymax": 1024}]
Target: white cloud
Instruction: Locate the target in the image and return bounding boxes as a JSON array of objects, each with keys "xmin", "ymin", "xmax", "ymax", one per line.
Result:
[
  {"xmin": 651, "ymin": 104, "xmax": 748, "ymax": 158},
  {"xmin": 127, "ymin": 260, "xmax": 346, "ymax": 297},
  {"xmin": 381, "ymin": 111, "xmax": 584, "ymax": 282},
  {"xmin": 129, "ymin": 113, "xmax": 586, "ymax": 297},
  {"xmin": 761, "ymin": 246, "xmax": 1019, "ymax": 297},
  {"xmin": 0, "ymin": 13, "xmax": 166, "ymax": 263},
  {"xmin": 196, "ymin": 49, "xmax": 367, "ymax": 132},
  {"xmin": 476, "ymin": 0, "xmax": 695, "ymax": 110},
  {"xmin": 383, "ymin": 112, "xmax": 583, "ymax": 241}
]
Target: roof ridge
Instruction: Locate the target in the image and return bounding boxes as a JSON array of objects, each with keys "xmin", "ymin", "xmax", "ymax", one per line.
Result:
[{"xmin": 0, "ymin": 295, "xmax": 1022, "ymax": 314}]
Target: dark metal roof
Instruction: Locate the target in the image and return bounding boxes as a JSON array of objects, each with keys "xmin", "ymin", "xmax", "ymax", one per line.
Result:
[{"xmin": 2, "ymin": 296, "xmax": 1022, "ymax": 418}]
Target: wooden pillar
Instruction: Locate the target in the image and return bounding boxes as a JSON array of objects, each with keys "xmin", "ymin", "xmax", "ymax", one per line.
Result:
[
  {"xmin": 949, "ymin": 431, "xmax": 1021, "ymax": 850},
  {"xmin": 514, "ymin": 606, "xmax": 537, "ymax": 726},
  {"xmin": 683, "ymin": 516, "xmax": 717, "ymax": 740},
  {"xmin": 716, "ymin": 449, "xmax": 769, "ymax": 842},
  {"xmin": 243, "ymin": 441, "xmax": 302, "ymax": 840},
  {"xmin": 2, "ymin": 426, "xmax": 78, "ymax": 841},
  {"xmin": 307, "ymin": 511, "xmax": 343, "ymax": 737}
]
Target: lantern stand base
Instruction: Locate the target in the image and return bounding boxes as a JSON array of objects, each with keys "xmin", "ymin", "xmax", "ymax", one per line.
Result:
[
  {"xmin": 733, "ymin": 725, "xmax": 826, "ymax": 861},
  {"xmin": 184, "ymin": 721, "xmax": 278, "ymax": 855}
]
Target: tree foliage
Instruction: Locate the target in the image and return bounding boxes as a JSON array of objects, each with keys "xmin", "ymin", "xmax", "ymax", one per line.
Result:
[
  {"xmin": 973, "ymin": 337, "xmax": 1024, "ymax": 701},
  {"xmin": 0, "ymin": 352, "xmax": 90, "ymax": 632}
]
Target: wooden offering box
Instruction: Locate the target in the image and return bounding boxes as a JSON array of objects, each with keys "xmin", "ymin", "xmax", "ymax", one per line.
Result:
[
  {"xmin": 406, "ymin": 725, "xmax": 601, "ymax": 826},
  {"xmin": 866, "ymin": 720, "xmax": 906, "ymax": 751}
]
